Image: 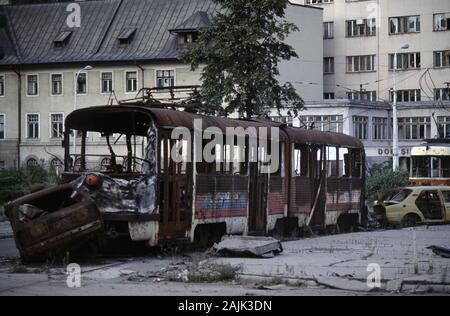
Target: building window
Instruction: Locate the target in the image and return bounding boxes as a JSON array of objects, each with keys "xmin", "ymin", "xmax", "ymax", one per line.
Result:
[
  {"xmin": 0, "ymin": 75, "xmax": 4, "ymax": 96},
  {"xmin": 390, "ymin": 89, "xmax": 421, "ymax": 102},
  {"xmin": 156, "ymin": 70, "xmax": 175, "ymax": 88},
  {"xmin": 372, "ymin": 117, "xmax": 390, "ymax": 140},
  {"xmin": 353, "ymin": 116, "xmax": 368, "ymax": 140},
  {"xmin": 306, "ymin": 0, "xmax": 333, "ymax": 3},
  {"xmin": 323, "ymin": 22, "xmax": 334, "ymax": 39},
  {"xmin": 438, "ymin": 117, "xmax": 450, "ymax": 138},
  {"xmin": 27, "ymin": 75, "xmax": 39, "ymax": 96},
  {"xmin": 346, "ymin": 55, "xmax": 376, "ymax": 73},
  {"xmin": 299, "ymin": 115, "xmax": 343, "ymax": 133},
  {"xmin": 398, "ymin": 117, "xmax": 431, "ymax": 140},
  {"xmin": 27, "ymin": 114, "xmax": 39, "ymax": 139},
  {"xmin": 26, "ymin": 158, "xmax": 38, "ymax": 168},
  {"xmin": 324, "ymin": 57, "xmax": 334, "ymax": 74},
  {"xmin": 434, "ymin": 13, "xmax": 450, "ymax": 31},
  {"xmin": 76, "ymin": 73, "xmax": 87, "ymax": 94},
  {"xmin": 324, "ymin": 92, "xmax": 335, "ymax": 100},
  {"xmin": 389, "ymin": 16, "xmax": 420, "ymax": 34},
  {"xmin": 178, "ymin": 33, "xmax": 198, "ymax": 45},
  {"xmin": 101, "ymin": 72, "xmax": 113, "ymax": 93},
  {"xmin": 0, "ymin": 114, "xmax": 4, "ymax": 139},
  {"xmin": 126, "ymin": 71, "xmax": 138, "ymax": 93},
  {"xmin": 346, "ymin": 19, "xmax": 376, "ymax": 37},
  {"xmin": 347, "ymin": 91, "xmax": 377, "ymax": 101},
  {"xmin": 389, "ymin": 52, "xmax": 421, "ymax": 70},
  {"xmin": 270, "ymin": 116, "xmax": 293, "ymax": 127},
  {"xmin": 435, "ymin": 88, "xmax": 450, "ymax": 101},
  {"xmin": 51, "ymin": 74, "xmax": 63, "ymax": 95},
  {"xmin": 50, "ymin": 158, "xmax": 63, "ymax": 168},
  {"xmin": 434, "ymin": 51, "xmax": 450, "ymax": 68},
  {"xmin": 50, "ymin": 113, "xmax": 64, "ymax": 138}
]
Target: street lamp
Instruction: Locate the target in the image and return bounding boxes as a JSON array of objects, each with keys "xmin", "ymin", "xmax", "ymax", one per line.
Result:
[
  {"xmin": 73, "ymin": 65, "xmax": 93, "ymax": 161},
  {"xmin": 392, "ymin": 44, "xmax": 409, "ymax": 171}
]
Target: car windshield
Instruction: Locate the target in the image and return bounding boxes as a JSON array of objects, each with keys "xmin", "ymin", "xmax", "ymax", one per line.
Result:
[{"xmin": 389, "ymin": 189, "xmax": 413, "ymax": 202}]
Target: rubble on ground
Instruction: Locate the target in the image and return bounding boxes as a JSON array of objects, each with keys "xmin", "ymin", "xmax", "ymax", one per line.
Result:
[{"xmin": 212, "ymin": 236, "xmax": 283, "ymax": 258}]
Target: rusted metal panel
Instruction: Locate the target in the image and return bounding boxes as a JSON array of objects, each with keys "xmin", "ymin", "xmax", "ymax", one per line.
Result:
[
  {"xmin": 284, "ymin": 128, "xmax": 364, "ymax": 149},
  {"xmin": 268, "ymin": 176, "xmax": 285, "ymax": 216},
  {"xmin": 291, "ymin": 177, "xmax": 312, "ymax": 214},
  {"xmin": 196, "ymin": 174, "xmax": 248, "ymax": 194},
  {"xmin": 5, "ymin": 184, "xmax": 104, "ymax": 262},
  {"xmin": 195, "ymin": 175, "xmax": 249, "ymax": 220}
]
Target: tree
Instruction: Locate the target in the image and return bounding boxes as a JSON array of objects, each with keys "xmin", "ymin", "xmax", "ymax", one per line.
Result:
[
  {"xmin": 181, "ymin": 0, "xmax": 303, "ymax": 118},
  {"xmin": 366, "ymin": 163, "xmax": 409, "ymax": 205}
]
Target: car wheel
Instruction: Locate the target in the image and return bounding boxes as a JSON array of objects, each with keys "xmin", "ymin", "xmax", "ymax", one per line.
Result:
[{"xmin": 400, "ymin": 214, "xmax": 419, "ymax": 228}]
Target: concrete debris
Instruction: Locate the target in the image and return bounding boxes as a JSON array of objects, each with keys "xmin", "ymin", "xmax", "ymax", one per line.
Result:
[
  {"xmin": 315, "ymin": 276, "xmax": 376, "ymax": 293},
  {"xmin": 213, "ymin": 236, "xmax": 283, "ymax": 258},
  {"xmin": 427, "ymin": 245, "xmax": 450, "ymax": 258}
]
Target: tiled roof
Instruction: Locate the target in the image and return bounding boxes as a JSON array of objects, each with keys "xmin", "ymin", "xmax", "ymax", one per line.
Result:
[{"xmin": 0, "ymin": 0, "xmax": 220, "ymax": 66}]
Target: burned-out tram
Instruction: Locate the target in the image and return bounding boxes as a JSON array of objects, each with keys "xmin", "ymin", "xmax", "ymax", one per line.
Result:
[{"xmin": 6, "ymin": 102, "xmax": 366, "ymax": 261}]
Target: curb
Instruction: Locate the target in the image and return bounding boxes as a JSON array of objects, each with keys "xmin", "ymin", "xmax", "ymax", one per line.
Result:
[{"xmin": 236, "ymin": 273, "xmax": 450, "ymax": 294}]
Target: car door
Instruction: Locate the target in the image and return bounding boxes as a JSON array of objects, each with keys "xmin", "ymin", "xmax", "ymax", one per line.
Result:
[
  {"xmin": 440, "ymin": 190, "xmax": 450, "ymax": 221},
  {"xmin": 415, "ymin": 190, "xmax": 444, "ymax": 221}
]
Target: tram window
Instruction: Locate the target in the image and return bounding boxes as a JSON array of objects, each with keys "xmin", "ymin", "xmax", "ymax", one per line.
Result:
[
  {"xmin": 315, "ymin": 147, "xmax": 324, "ymax": 179},
  {"xmin": 327, "ymin": 146, "xmax": 338, "ymax": 177},
  {"xmin": 294, "ymin": 144, "xmax": 309, "ymax": 177},
  {"xmin": 351, "ymin": 149, "xmax": 362, "ymax": 178},
  {"xmin": 340, "ymin": 148, "xmax": 350, "ymax": 177},
  {"xmin": 441, "ymin": 157, "xmax": 450, "ymax": 178},
  {"xmin": 412, "ymin": 157, "xmax": 429, "ymax": 178},
  {"xmin": 172, "ymin": 139, "xmax": 189, "ymax": 174},
  {"xmin": 431, "ymin": 157, "xmax": 439, "ymax": 178},
  {"xmin": 260, "ymin": 142, "xmax": 282, "ymax": 176}
]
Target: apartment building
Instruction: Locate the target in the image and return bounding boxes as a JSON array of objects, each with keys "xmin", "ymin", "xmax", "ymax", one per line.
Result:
[
  {"xmin": 299, "ymin": 0, "xmax": 450, "ymax": 103},
  {"xmin": 0, "ymin": 0, "xmax": 323, "ymax": 169}
]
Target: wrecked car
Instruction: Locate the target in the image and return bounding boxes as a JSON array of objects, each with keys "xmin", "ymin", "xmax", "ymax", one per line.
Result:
[
  {"xmin": 5, "ymin": 184, "xmax": 104, "ymax": 262},
  {"xmin": 374, "ymin": 186, "xmax": 450, "ymax": 227}
]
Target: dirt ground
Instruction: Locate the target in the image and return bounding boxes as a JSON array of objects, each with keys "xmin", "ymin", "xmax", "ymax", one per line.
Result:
[{"xmin": 0, "ymin": 223, "xmax": 449, "ymax": 296}]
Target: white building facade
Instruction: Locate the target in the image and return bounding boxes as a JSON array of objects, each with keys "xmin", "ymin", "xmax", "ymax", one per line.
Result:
[
  {"xmin": 297, "ymin": 0, "xmax": 450, "ymax": 103},
  {"xmin": 0, "ymin": 1, "xmax": 323, "ymax": 169}
]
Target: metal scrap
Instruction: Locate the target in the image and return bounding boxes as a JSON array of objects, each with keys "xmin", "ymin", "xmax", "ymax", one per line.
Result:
[
  {"xmin": 213, "ymin": 236, "xmax": 283, "ymax": 258},
  {"xmin": 427, "ymin": 245, "xmax": 450, "ymax": 258}
]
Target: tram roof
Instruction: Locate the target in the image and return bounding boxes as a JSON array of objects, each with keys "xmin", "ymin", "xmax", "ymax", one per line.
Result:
[{"xmin": 65, "ymin": 105, "xmax": 364, "ymax": 149}]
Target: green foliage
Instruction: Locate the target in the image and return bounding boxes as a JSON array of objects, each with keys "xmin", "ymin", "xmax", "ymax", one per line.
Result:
[
  {"xmin": 366, "ymin": 163, "xmax": 409, "ymax": 205},
  {"xmin": 0, "ymin": 166, "xmax": 58, "ymax": 206},
  {"xmin": 181, "ymin": 0, "xmax": 304, "ymax": 118}
]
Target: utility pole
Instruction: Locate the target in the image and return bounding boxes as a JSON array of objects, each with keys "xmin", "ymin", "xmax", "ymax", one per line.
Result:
[{"xmin": 392, "ymin": 44, "xmax": 410, "ymax": 171}]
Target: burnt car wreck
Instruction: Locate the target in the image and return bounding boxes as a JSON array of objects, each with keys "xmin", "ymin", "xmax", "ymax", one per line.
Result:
[{"xmin": 5, "ymin": 89, "xmax": 367, "ymax": 263}]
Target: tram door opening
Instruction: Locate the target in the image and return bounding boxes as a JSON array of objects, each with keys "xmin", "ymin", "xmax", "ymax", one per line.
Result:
[
  {"xmin": 309, "ymin": 146, "xmax": 326, "ymax": 227},
  {"xmin": 159, "ymin": 133, "xmax": 192, "ymax": 239},
  {"xmin": 248, "ymin": 143, "xmax": 268, "ymax": 235}
]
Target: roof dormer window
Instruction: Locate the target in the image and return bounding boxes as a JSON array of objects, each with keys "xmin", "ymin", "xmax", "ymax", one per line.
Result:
[
  {"xmin": 54, "ymin": 31, "xmax": 72, "ymax": 48},
  {"xmin": 178, "ymin": 32, "xmax": 198, "ymax": 45},
  {"xmin": 169, "ymin": 11, "xmax": 209, "ymax": 47},
  {"xmin": 118, "ymin": 27, "xmax": 137, "ymax": 45}
]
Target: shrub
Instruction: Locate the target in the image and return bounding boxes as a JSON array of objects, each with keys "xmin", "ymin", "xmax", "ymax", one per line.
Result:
[
  {"xmin": 0, "ymin": 166, "xmax": 58, "ymax": 206},
  {"xmin": 366, "ymin": 163, "xmax": 409, "ymax": 206}
]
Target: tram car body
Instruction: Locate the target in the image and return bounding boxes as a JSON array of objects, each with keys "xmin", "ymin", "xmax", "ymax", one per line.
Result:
[
  {"xmin": 5, "ymin": 104, "xmax": 366, "ymax": 261},
  {"xmin": 409, "ymin": 139, "xmax": 450, "ymax": 186}
]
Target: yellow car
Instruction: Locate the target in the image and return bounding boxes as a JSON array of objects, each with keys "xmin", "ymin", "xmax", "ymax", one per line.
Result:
[{"xmin": 374, "ymin": 186, "xmax": 450, "ymax": 227}]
